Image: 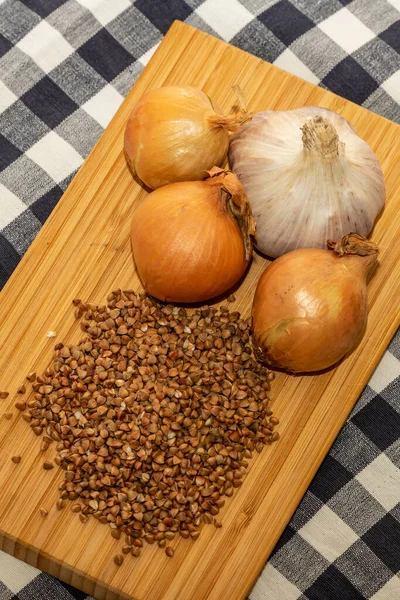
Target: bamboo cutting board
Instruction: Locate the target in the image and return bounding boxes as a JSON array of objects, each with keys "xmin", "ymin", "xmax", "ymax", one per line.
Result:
[{"xmin": 0, "ymin": 21, "xmax": 399, "ymax": 600}]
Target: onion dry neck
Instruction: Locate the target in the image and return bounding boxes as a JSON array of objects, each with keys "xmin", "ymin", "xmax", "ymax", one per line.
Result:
[
  {"xmin": 327, "ymin": 232, "xmax": 378, "ymax": 257},
  {"xmin": 207, "ymin": 167, "xmax": 256, "ymax": 261},
  {"xmin": 328, "ymin": 232, "xmax": 379, "ymax": 277},
  {"xmin": 208, "ymin": 85, "xmax": 252, "ymax": 132}
]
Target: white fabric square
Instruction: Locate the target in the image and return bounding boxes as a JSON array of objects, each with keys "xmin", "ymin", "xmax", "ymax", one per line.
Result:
[
  {"xmin": 368, "ymin": 350, "xmax": 400, "ymax": 394},
  {"xmin": 26, "ymin": 131, "xmax": 83, "ymax": 183},
  {"xmin": 250, "ymin": 563, "xmax": 301, "ymax": 600},
  {"xmin": 371, "ymin": 575, "xmax": 400, "ymax": 599},
  {"xmin": 386, "ymin": 0, "xmax": 400, "ymax": 10},
  {"xmin": 82, "ymin": 84, "xmax": 124, "ymax": 128},
  {"xmin": 16, "ymin": 21, "xmax": 74, "ymax": 74},
  {"xmin": 0, "ymin": 184, "xmax": 27, "ymax": 228},
  {"xmin": 0, "ymin": 551, "xmax": 40, "ymax": 594},
  {"xmin": 274, "ymin": 49, "xmax": 320, "ymax": 85},
  {"xmin": 138, "ymin": 43, "xmax": 160, "ymax": 67},
  {"xmin": 382, "ymin": 70, "xmax": 400, "ymax": 105},
  {"xmin": 196, "ymin": 0, "xmax": 253, "ymax": 41},
  {"xmin": 76, "ymin": 0, "xmax": 131, "ymax": 26},
  {"xmin": 299, "ymin": 505, "xmax": 359, "ymax": 562},
  {"xmin": 318, "ymin": 8, "xmax": 375, "ymax": 54},
  {"xmin": 0, "ymin": 81, "xmax": 18, "ymax": 114},
  {"xmin": 356, "ymin": 454, "xmax": 400, "ymax": 512}
]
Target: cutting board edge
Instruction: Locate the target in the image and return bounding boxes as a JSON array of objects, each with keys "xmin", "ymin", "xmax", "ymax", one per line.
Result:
[{"xmin": 0, "ymin": 533, "xmax": 132, "ymax": 600}]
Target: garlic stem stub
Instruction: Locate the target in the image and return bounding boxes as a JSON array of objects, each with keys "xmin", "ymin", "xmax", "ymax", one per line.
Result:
[
  {"xmin": 124, "ymin": 86, "xmax": 249, "ymax": 190},
  {"xmin": 229, "ymin": 107, "xmax": 385, "ymax": 258},
  {"xmin": 131, "ymin": 168, "xmax": 256, "ymax": 303},
  {"xmin": 252, "ymin": 233, "xmax": 379, "ymax": 373}
]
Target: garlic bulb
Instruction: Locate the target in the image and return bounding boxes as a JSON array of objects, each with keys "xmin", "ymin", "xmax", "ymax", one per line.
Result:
[{"xmin": 229, "ymin": 106, "xmax": 385, "ymax": 258}]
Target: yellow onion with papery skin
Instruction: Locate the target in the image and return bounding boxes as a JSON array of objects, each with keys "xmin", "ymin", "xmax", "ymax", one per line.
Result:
[
  {"xmin": 252, "ymin": 233, "xmax": 379, "ymax": 373},
  {"xmin": 131, "ymin": 168, "xmax": 255, "ymax": 303},
  {"xmin": 124, "ymin": 86, "xmax": 249, "ymax": 189}
]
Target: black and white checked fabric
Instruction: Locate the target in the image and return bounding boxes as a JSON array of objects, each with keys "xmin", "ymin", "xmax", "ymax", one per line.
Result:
[{"xmin": 0, "ymin": 1, "xmax": 399, "ymax": 599}]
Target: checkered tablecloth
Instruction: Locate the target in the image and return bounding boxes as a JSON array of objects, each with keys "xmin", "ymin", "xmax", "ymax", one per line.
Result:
[{"xmin": 0, "ymin": 1, "xmax": 399, "ymax": 599}]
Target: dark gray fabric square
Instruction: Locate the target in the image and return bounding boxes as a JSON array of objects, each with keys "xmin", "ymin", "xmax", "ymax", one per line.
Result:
[
  {"xmin": 334, "ymin": 539, "xmax": 394, "ymax": 597},
  {"xmin": 289, "ymin": 0, "xmax": 344, "ymax": 23},
  {"xmin": 106, "ymin": 6, "xmax": 162, "ymax": 57},
  {"xmin": 348, "ymin": 0, "xmax": 400, "ymax": 35},
  {"xmin": 111, "ymin": 62, "xmax": 145, "ymax": 97},
  {"xmin": 290, "ymin": 27, "xmax": 347, "ymax": 79},
  {"xmin": 2, "ymin": 209, "xmax": 42, "ymax": 255},
  {"xmin": 55, "ymin": 109, "xmax": 103, "ymax": 158},
  {"xmin": 49, "ymin": 54, "xmax": 106, "ymax": 105},
  {"xmin": 0, "ymin": 155, "xmax": 54, "ymax": 205},
  {"xmin": 363, "ymin": 87, "xmax": 400, "ymax": 122},
  {"xmin": 231, "ymin": 19, "xmax": 286, "ymax": 63},
  {"xmin": 289, "ymin": 492, "xmax": 325, "ymax": 531},
  {"xmin": 353, "ymin": 38, "xmax": 400, "ymax": 84},
  {"xmin": 330, "ymin": 422, "xmax": 381, "ymax": 475},
  {"xmin": 328, "ymin": 479, "xmax": 386, "ymax": 535},
  {"xmin": 0, "ymin": 101, "xmax": 49, "ymax": 152},
  {"xmin": 47, "ymin": 0, "xmax": 102, "ymax": 49},
  {"xmin": 271, "ymin": 534, "xmax": 330, "ymax": 590},
  {"xmin": 0, "ymin": 47, "xmax": 45, "ymax": 97},
  {"xmin": 0, "ymin": 0, "xmax": 40, "ymax": 44}
]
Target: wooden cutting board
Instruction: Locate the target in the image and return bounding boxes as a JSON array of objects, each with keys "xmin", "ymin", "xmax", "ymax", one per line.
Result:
[{"xmin": 0, "ymin": 20, "xmax": 399, "ymax": 600}]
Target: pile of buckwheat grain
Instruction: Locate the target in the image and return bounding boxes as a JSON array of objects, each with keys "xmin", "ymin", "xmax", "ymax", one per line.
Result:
[{"xmin": 19, "ymin": 289, "xmax": 279, "ymax": 562}]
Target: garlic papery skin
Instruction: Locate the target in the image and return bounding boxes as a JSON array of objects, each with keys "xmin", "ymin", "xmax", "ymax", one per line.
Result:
[{"xmin": 229, "ymin": 106, "xmax": 385, "ymax": 258}]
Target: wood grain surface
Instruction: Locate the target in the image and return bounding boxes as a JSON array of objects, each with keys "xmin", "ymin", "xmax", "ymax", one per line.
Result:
[{"xmin": 0, "ymin": 21, "xmax": 399, "ymax": 600}]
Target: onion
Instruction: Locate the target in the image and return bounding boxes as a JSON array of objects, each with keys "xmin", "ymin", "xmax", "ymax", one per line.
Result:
[
  {"xmin": 124, "ymin": 86, "xmax": 249, "ymax": 190},
  {"xmin": 131, "ymin": 168, "xmax": 255, "ymax": 303},
  {"xmin": 252, "ymin": 233, "xmax": 379, "ymax": 373}
]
